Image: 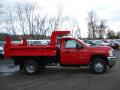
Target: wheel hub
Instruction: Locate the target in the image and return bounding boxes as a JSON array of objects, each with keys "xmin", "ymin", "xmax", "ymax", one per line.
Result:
[
  {"xmin": 26, "ymin": 64, "xmax": 35, "ymax": 73},
  {"xmin": 29, "ymin": 66, "xmax": 34, "ymax": 70},
  {"xmin": 94, "ymin": 62, "xmax": 104, "ymax": 72}
]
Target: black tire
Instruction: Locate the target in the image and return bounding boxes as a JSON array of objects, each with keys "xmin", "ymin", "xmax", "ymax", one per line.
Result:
[
  {"xmin": 90, "ymin": 58, "xmax": 107, "ymax": 74},
  {"xmin": 24, "ymin": 60, "xmax": 39, "ymax": 75},
  {"xmin": 19, "ymin": 64, "xmax": 24, "ymax": 70},
  {"xmin": 0, "ymin": 54, "xmax": 3, "ymax": 59}
]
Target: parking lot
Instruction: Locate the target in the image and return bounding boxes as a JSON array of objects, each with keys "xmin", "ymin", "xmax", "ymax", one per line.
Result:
[{"xmin": 0, "ymin": 50, "xmax": 120, "ymax": 90}]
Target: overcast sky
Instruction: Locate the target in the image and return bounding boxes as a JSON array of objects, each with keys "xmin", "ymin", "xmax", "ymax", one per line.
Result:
[{"xmin": 1, "ymin": 0, "xmax": 120, "ymax": 37}]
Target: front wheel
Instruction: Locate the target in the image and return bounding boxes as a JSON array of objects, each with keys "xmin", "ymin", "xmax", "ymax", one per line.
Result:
[
  {"xmin": 24, "ymin": 60, "xmax": 39, "ymax": 75},
  {"xmin": 90, "ymin": 58, "xmax": 107, "ymax": 74}
]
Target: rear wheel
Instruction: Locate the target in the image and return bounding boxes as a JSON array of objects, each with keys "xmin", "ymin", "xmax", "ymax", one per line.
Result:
[
  {"xmin": 90, "ymin": 58, "xmax": 107, "ymax": 74},
  {"xmin": 24, "ymin": 60, "xmax": 39, "ymax": 75}
]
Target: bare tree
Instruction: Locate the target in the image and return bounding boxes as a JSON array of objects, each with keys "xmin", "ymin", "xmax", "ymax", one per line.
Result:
[
  {"xmin": 1, "ymin": 9, "xmax": 17, "ymax": 39},
  {"xmin": 16, "ymin": 3, "xmax": 26, "ymax": 36},
  {"xmin": 116, "ymin": 31, "xmax": 120, "ymax": 38},
  {"xmin": 44, "ymin": 17, "xmax": 55, "ymax": 36},
  {"xmin": 46, "ymin": 17, "xmax": 56, "ymax": 35},
  {"xmin": 47, "ymin": 4, "xmax": 67, "ymax": 35},
  {"xmin": 16, "ymin": 1, "xmax": 51, "ymax": 39},
  {"xmin": 70, "ymin": 18, "xmax": 78, "ymax": 37},
  {"xmin": 87, "ymin": 11, "xmax": 97, "ymax": 39},
  {"xmin": 34, "ymin": 14, "xmax": 40, "ymax": 39},
  {"xmin": 34, "ymin": 15, "xmax": 49, "ymax": 39},
  {"xmin": 54, "ymin": 4, "xmax": 63, "ymax": 31},
  {"xmin": 24, "ymin": 2, "xmax": 35, "ymax": 37},
  {"xmin": 106, "ymin": 29, "xmax": 115, "ymax": 39},
  {"xmin": 8, "ymin": 11, "xmax": 16, "ymax": 37},
  {"xmin": 0, "ymin": 4, "xmax": 16, "ymax": 36},
  {"xmin": 1, "ymin": 1, "xmax": 76, "ymax": 40},
  {"xmin": 97, "ymin": 20, "xmax": 107, "ymax": 39},
  {"xmin": 74, "ymin": 25, "xmax": 81, "ymax": 38}
]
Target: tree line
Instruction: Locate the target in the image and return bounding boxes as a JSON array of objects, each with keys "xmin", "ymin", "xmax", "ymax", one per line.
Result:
[
  {"xmin": 0, "ymin": 1, "xmax": 81, "ymax": 40},
  {"xmin": 0, "ymin": 1, "xmax": 120, "ymax": 40},
  {"xmin": 87, "ymin": 11, "xmax": 120, "ymax": 39}
]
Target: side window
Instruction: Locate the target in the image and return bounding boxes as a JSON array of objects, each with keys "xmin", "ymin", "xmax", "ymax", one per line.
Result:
[{"xmin": 65, "ymin": 40, "xmax": 77, "ymax": 48}]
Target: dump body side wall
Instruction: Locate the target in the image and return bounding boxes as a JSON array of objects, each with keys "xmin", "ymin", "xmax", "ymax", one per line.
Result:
[{"xmin": 4, "ymin": 45, "xmax": 56, "ymax": 58}]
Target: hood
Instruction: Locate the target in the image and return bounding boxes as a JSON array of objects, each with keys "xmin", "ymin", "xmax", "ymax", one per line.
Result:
[{"xmin": 88, "ymin": 45, "xmax": 112, "ymax": 51}]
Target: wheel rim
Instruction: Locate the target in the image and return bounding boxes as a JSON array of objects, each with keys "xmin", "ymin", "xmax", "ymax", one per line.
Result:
[
  {"xmin": 94, "ymin": 62, "xmax": 104, "ymax": 72},
  {"xmin": 26, "ymin": 64, "xmax": 35, "ymax": 73}
]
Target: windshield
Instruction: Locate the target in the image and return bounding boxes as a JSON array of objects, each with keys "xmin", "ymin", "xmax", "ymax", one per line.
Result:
[{"xmin": 78, "ymin": 39, "xmax": 90, "ymax": 47}]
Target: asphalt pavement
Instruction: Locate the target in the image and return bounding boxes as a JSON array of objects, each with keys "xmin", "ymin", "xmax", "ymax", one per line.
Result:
[{"xmin": 0, "ymin": 50, "xmax": 120, "ymax": 90}]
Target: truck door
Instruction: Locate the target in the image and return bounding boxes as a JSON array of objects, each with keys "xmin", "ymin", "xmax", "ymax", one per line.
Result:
[{"xmin": 60, "ymin": 39, "xmax": 88, "ymax": 65}]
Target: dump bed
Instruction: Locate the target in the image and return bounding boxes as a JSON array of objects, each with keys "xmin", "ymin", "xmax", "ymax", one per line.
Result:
[
  {"xmin": 4, "ymin": 45, "xmax": 56, "ymax": 58},
  {"xmin": 4, "ymin": 31, "xmax": 70, "ymax": 58}
]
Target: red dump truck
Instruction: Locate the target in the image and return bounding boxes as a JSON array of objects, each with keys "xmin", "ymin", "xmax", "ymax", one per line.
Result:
[{"xmin": 4, "ymin": 31, "xmax": 116, "ymax": 74}]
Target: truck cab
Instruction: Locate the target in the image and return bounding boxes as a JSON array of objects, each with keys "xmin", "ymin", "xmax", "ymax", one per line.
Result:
[
  {"xmin": 60, "ymin": 37, "xmax": 89, "ymax": 65},
  {"xmin": 60, "ymin": 36, "xmax": 115, "ymax": 68}
]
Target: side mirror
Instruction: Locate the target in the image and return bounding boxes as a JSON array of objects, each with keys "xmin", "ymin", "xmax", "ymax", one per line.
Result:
[{"xmin": 76, "ymin": 44, "xmax": 84, "ymax": 49}]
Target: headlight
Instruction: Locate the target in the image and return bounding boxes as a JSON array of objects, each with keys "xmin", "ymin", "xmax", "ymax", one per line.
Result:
[{"xmin": 109, "ymin": 50, "xmax": 114, "ymax": 57}]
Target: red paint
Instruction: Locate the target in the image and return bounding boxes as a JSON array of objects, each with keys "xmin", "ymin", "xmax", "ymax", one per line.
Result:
[
  {"xmin": 60, "ymin": 37, "xmax": 111, "ymax": 65},
  {"xmin": 4, "ymin": 31, "xmax": 70, "ymax": 58},
  {"xmin": 4, "ymin": 31, "xmax": 112, "ymax": 65}
]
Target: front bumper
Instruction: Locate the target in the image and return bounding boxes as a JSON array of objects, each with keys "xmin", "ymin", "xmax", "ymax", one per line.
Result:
[{"xmin": 107, "ymin": 56, "xmax": 116, "ymax": 68}]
